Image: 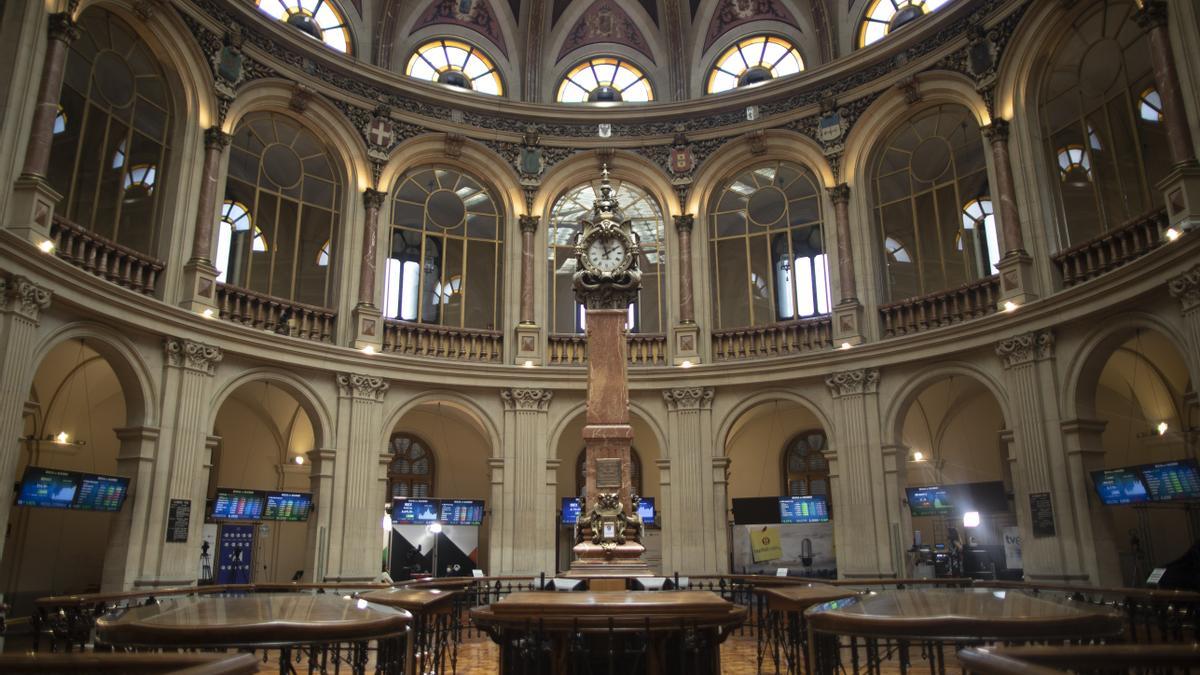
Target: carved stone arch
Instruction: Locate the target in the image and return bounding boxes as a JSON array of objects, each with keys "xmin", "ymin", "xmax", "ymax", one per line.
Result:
[
  {"xmin": 690, "ymin": 19, "xmax": 815, "ymax": 98},
  {"xmin": 715, "ymin": 389, "xmax": 836, "ymax": 457},
  {"xmin": 545, "ymin": 399, "xmax": 668, "ymax": 466},
  {"xmin": 207, "ymin": 367, "xmax": 334, "ymax": 452},
  {"xmin": 687, "ymin": 128, "xmax": 835, "ymax": 215},
  {"xmin": 381, "ymin": 390, "xmax": 502, "ymax": 459},
  {"xmin": 535, "ymin": 149, "xmax": 679, "ymax": 219},
  {"xmin": 881, "ymin": 361, "xmax": 1012, "ymax": 451},
  {"xmin": 379, "ymin": 134, "xmax": 523, "ymax": 221}
]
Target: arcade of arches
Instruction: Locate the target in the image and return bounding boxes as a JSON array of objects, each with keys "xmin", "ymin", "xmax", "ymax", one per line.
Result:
[{"xmin": 1, "ymin": 0, "xmax": 1200, "ymax": 631}]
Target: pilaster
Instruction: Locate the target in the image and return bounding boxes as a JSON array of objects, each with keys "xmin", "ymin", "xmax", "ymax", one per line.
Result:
[
  {"xmin": 180, "ymin": 128, "xmax": 231, "ymax": 313},
  {"xmin": 1169, "ymin": 265, "xmax": 1200, "ymax": 376},
  {"xmin": 661, "ymin": 387, "xmax": 719, "ymax": 573},
  {"xmin": 304, "ymin": 448, "xmax": 336, "ymax": 582},
  {"xmin": 516, "ymin": 215, "xmax": 542, "ymax": 365},
  {"xmin": 327, "ymin": 373, "xmax": 389, "ymax": 581},
  {"xmin": 101, "ymin": 426, "xmax": 161, "ymax": 591},
  {"xmin": 353, "ymin": 189, "xmax": 387, "ymax": 351},
  {"xmin": 1059, "ymin": 418, "xmax": 1120, "ymax": 586},
  {"xmin": 498, "ymin": 388, "xmax": 554, "ymax": 574},
  {"xmin": 672, "ymin": 214, "xmax": 701, "ymax": 365}
]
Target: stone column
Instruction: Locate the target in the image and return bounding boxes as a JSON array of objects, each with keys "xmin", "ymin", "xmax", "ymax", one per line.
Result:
[
  {"xmin": 515, "ymin": 216, "xmax": 542, "ymax": 365},
  {"xmin": 181, "ymin": 128, "xmax": 231, "ymax": 312},
  {"xmin": 661, "ymin": 387, "xmax": 721, "ymax": 574},
  {"xmin": 353, "ymin": 189, "xmax": 387, "ymax": 351},
  {"xmin": 984, "ymin": 121, "xmax": 1039, "ymax": 305},
  {"xmin": 497, "ymin": 388, "xmax": 554, "ymax": 574},
  {"xmin": 101, "ymin": 426, "xmax": 161, "ymax": 591},
  {"xmin": 824, "ymin": 369, "xmax": 895, "ymax": 577},
  {"xmin": 326, "ymin": 373, "xmax": 389, "ymax": 581},
  {"xmin": 9, "ymin": 13, "xmax": 79, "ymax": 246},
  {"xmin": 1060, "ymin": 418, "xmax": 1121, "ymax": 586},
  {"xmin": 880, "ymin": 443, "xmax": 908, "ymax": 575},
  {"xmin": 671, "ymin": 215, "xmax": 701, "ymax": 365},
  {"xmin": 0, "ymin": 274, "xmax": 51, "ymax": 559},
  {"xmin": 996, "ymin": 330, "xmax": 1090, "ymax": 583},
  {"xmin": 487, "ymin": 456, "xmax": 507, "ymax": 573},
  {"xmin": 304, "ymin": 448, "xmax": 336, "ymax": 582},
  {"xmin": 828, "ymin": 185, "xmax": 864, "ymax": 346}
]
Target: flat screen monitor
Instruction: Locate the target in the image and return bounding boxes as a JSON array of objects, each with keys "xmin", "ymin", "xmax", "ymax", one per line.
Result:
[
  {"xmin": 561, "ymin": 497, "xmax": 582, "ymax": 525},
  {"xmin": 73, "ymin": 473, "xmax": 130, "ymax": 512},
  {"xmin": 906, "ymin": 486, "xmax": 954, "ymax": 516},
  {"xmin": 1139, "ymin": 460, "xmax": 1200, "ymax": 502},
  {"xmin": 779, "ymin": 495, "xmax": 830, "ymax": 523},
  {"xmin": 263, "ymin": 492, "xmax": 313, "ymax": 521},
  {"xmin": 732, "ymin": 497, "xmax": 783, "ymax": 524},
  {"xmin": 638, "ymin": 497, "xmax": 655, "ymax": 525},
  {"xmin": 1091, "ymin": 468, "xmax": 1150, "ymax": 505},
  {"xmin": 392, "ymin": 498, "xmax": 440, "ymax": 524},
  {"xmin": 16, "ymin": 467, "xmax": 79, "ymax": 509},
  {"xmin": 212, "ymin": 489, "xmax": 266, "ymax": 521},
  {"xmin": 440, "ymin": 499, "xmax": 485, "ymax": 525}
]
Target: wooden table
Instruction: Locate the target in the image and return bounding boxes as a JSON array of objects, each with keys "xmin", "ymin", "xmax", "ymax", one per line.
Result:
[
  {"xmin": 361, "ymin": 588, "xmax": 459, "ymax": 675},
  {"xmin": 755, "ymin": 584, "xmax": 862, "ymax": 675},
  {"xmin": 0, "ymin": 652, "xmax": 260, "ymax": 674},
  {"xmin": 470, "ymin": 590, "xmax": 747, "ymax": 675},
  {"xmin": 96, "ymin": 593, "xmax": 412, "ymax": 674},
  {"xmin": 805, "ymin": 588, "xmax": 1125, "ymax": 675}
]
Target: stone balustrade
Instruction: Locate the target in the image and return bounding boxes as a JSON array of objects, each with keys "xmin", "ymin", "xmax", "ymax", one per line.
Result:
[
  {"xmin": 50, "ymin": 216, "xmax": 163, "ymax": 295},
  {"xmin": 215, "ymin": 283, "xmax": 336, "ymax": 342},
  {"xmin": 1052, "ymin": 210, "xmax": 1169, "ymax": 288},
  {"xmin": 879, "ymin": 275, "xmax": 1000, "ymax": 338},
  {"xmin": 547, "ymin": 333, "xmax": 668, "ymax": 366},
  {"xmin": 382, "ymin": 320, "xmax": 503, "ymax": 362},
  {"xmin": 711, "ymin": 317, "xmax": 832, "ymax": 361}
]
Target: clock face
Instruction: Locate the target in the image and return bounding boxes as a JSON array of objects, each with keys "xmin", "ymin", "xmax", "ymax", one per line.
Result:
[{"xmin": 585, "ymin": 236, "xmax": 626, "ymax": 274}]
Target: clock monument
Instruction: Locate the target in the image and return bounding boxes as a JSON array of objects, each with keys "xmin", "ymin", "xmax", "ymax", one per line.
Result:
[{"xmin": 567, "ymin": 167, "xmax": 652, "ymax": 581}]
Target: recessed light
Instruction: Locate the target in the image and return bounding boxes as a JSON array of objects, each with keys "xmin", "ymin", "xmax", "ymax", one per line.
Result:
[
  {"xmin": 523, "ymin": 360, "xmax": 534, "ymax": 368},
  {"xmin": 680, "ymin": 360, "xmax": 694, "ymax": 369},
  {"xmin": 361, "ymin": 345, "xmax": 376, "ymax": 355},
  {"xmin": 201, "ymin": 308, "xmax": 215, "ymax": 319},
  {"xmin": 1165, "ymin": 227, "xmax": 1181, "ymax": 242},
  {"xmin": 38, "ymin": 239, "xmax": 55, "ymax": 254},
  {"xmin": 839, "ymin": 342, "xmax": 852, "ymax": 350},
  {"xmin": 1003, "ymin": 301, "xmax": 1018, "ymax": 313}
]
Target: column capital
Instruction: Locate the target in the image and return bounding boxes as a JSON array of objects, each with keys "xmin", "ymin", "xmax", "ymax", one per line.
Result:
[
  {"xmin": 0, "ymin": 273, "xmax": 52, "ymax": 322},
  {"xmin": 500, "ymin": 387, "xmax": 553, "ymax": 411},
  {"xmin": 672, "ymin": 213, "xmax": 695, "ymax": 233},
  {"xmin": 203, "ymin": 126, "xmax": 231, "ymax": 150},
  {"xmin": 518, "ymin": 214, "xmax": 540, "ymax": 234},
  {"xmin": 824, "ymin": 368, "xmax": 879, "ymax": 398},
  {"xmin": 362, "ymin": 188, "xmax": 387, "ymax": 211},
  {"xmin": 163, "ymin": 338, "xmax": 222, "ymax": 375},
  {"xmin": 995, "ymin": 329, "xmax": 1054, "ymax": 369},
  {"xmin": 48, "ymin": 12, "xmax": 81, "ymax": 43},
  {"xmin": 827, "ymin": 183, "xmax": 851, "ymax": 205},
  {"xmin": 662, "ymin": 386, "xmax": 713, "ymax": 411},
  {"xmin": 1134, "ymin": 0, "xmax": 1168, "ymax": 29},
  {"xmin": 983, "ymin": 119, "xmax": 1010, "ymax": 143},
  {"xmin": 1168, "ymin": 264, "xmax": 1200, "ymax": 313},
  {"xmin": 336, "ymin": 372, "xmax": 389, "ymax": 401}
]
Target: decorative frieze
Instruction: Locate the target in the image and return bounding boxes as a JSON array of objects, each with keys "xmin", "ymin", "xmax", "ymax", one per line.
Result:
[
  {"xmin": 996, "ymin": 329, "xmax": 1055, "ymax": 369},
  {"xmin": 500, "ymin": 388, "xmax": 554, "ymax": 411},
  {"xmin": 0, "ymin": 274, "xmax": 52, "ymax": 322},
  {"xmin": 336, "ymin": 373, "xmax": 389, "ymax": 401},
  {"xmin": 1169, "ymin": 265, "xmax": 1200, "ymax": 313},
  {"xmin": 163, "ymin": 338, "xmax": 222, "ymax": 375},
  {"xmin": 662, "ymin": 387, "xmax": 714, "ymax": 411},
  {"xmin": 825, "ymin": 368, "xmax": 879, "ymax": 398}
]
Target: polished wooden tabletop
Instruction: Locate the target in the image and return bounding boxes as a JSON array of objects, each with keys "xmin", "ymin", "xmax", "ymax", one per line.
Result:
[
  {"xmin": 96, "ymin": 592, "xmax": 411, "ymax": 648},
  {"xmin": 361, "ymin": 588, "xmax": 459, "ymax": 613},
  {"xmin": 0, "ymin": 652, "xmax": 260, "ymax": 674},
  {"xmin": 471, "ymin": 590, "xmax": 747, "ymax": 631},
  {"xmin": 805, "ymin": 588, "xmax": 1124, "ymax": 640},
  {"xmin": 757, "ymin": 583, "xmax": 862, "ymax": 611}
]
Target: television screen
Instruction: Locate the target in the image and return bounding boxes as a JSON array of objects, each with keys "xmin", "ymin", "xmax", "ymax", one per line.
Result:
[
  {"xmin": 779, "ymin": 495, "xmax": 830, "ymax": 523},
  {"xmin": 392, "ymin": 498, "xmax": 439, "ymax": 524},
  {"xmin": 952, "ymin": 481, "xmax": 1008, "ymax": 513},
  {"xmin": 440, "ymin": 499, "xmax": 485, "ymax": 525},
  {"xmin": 638, "ymin": 497, "xmax": 655, "ymax": 525},
  {"xmin": 562, "ymin": 497, "xmax": 582, "ymax": 525},
  {"xmin": 1139, "ymin": 460, "xmax": 1200, "ymax": 502},
  {"xmin": 212, "ymin": 489, "xmax": 266, "ymax": 521},
  {"xmin": 906, "ymin": 486, "xmax": 954, "ymax": 516},
  {"xmin": 732, "ymin": 497, "xmax": 783, "ymax": 524},
  {"xmin": 74, "ymin": 473, "xmax": 130, "ymax": 512},
  {"xmin": 16, "ymin": 467, "xmax": 78, "ymax": 509},
  {"xmin": 263, "ymin": 492, "xmax": 312, "ymax": 521},
  {"xmin": 1091, "ymin": 468, "xmax": 1150, "ymax": 505}
]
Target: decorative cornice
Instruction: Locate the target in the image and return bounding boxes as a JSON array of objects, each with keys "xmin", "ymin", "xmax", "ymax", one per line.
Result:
[
  {"xmin": 983, "ymin": 119, "xmax": 1009, "ymax": 143},
  {"xmin": 500, "ymin": 387, "xmax": 553, "ymax": 411},
  {"xmin": 1168, "ymin": 264, "xmax": 1200, "ymax": 313},
  {"xmin": 662, "ymin": 386, "xmax": 713, "ymax": 411},
  {"xmin": 163, "ymin": 338, "xmax": 222, "ymax": 375},
  {"xmin": 825, "ymin": 368, "xmax": 879, "ymax": 398},
  {"xmin": 0, "ymin": 274, "xmax": 52, "ymax": 322},
  {"xmin": 518, "ymin": 214, "xmax": 540, "ymax": 234},
  {"xmin": 203, "ymin": 126, "xmax": 231, "ymax": 150},
  {"xmin": 362, "ymin": 188, "xmax": 387, "ymax": 211},
  {"xmin": 995, "ymin": 329, "xmax": 1054, "ymax": 368},
  {"xmin": 673, "ymin": 214, "xmax": 695, "ymax": 233},
  {"xmin": 828, "ymin": 183, "xmax": 850, "ymax": 205},
  {"xmin": 336, "ymin": 372, "xmax": 389, "ymax": 401}
]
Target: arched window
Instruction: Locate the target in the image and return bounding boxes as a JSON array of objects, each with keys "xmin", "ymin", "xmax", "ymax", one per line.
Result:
[
  {"xmin": 255, "ymin": 0, "xmax": 352, "ymax": 53},
  {"xmin": 709, "ymin": 161, "xmax": 830, "ymax": 329},
  {"xmin": 406, "ymin": 39, "xmax": 503, "ymax": 96},
  {"xmin": 858, "ymin": 0, "xmax": 953, "ymax": 48},
  {"xmin": 1039, "ymin": 0, "xmax": 1169, "ymax": 247},
  {"xmin": 222, "ymin": 111, "xmax": 341, "ymax": 307},
  {"xmin": 383, "ymin": 167, "xmax": 503, "ymax": 329},
  {"xmin": 871, "ymin": 104, "xmax": 990, "ymax": 301},
  {"xmin": 387, "ymin": 433, "xmax": 435, "ymax": 499},
  {"xmin": 960, "ymin": 198, "xmax": 1000, "ymax": 274},
  {"xmin": 547, "ymin": 180, "xmax": 665, "ymax": 333},
  {"xmin": 46, "ymin": 7, "xmax": 173, "ymax": 257},
  {"xmin": 783, "ymin": 431, "xmax": 829, "ymax": 501},
  {"xmin": 557, "ymin": 57, "xmax": 653, "ymax": 103},
  {"xmin": 576, "ymin": 448, "xmax": 643, "ymax": 497},
  {"xmin": 707, "ymin": 35, "xmax": 804, "ymax": 95}
]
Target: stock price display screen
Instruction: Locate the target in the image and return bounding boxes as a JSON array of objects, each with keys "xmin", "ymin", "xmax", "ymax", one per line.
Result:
[
  {"xmin": 906, "ymin": 486, "xmax": 954, "ymax": 516},
  {"xmin": 74, "ymin": 474, "xmax": 129, "ymax": 512},
  {"xmin": 212, "ymin": 489, "xmax": 266, "ymax": 521},
  {"xmin": 1091, "ymin": 468, "xmax": 1149, "ymax": 505},
  {"xmin": 778, "ymin": 495, "xmax": 829, "ymax": 523},
  {"xmin": 440, "ymin": 500, "xmax": 485, "ymax": 525},
  {"xmin": 637, "ymin": 497, "xmax": 656, "ymax": 525},
  {"xmin": 562, "ymin": 497, "xmax": 582, "ymax": 525},
  {"xmin": 1140, "ymin": 460, "xmax": 1200, "ymax": 502},
  {"xmin": 392, "ymin": 498, "xmax": 440, "ymax": 524},
  {"xmin": 263, "ymin": 492, "xmax": 313, "ymax": 521},
  {"xmin": 16, "ymin": 467, "xmax": 78, "ymax": 509}
]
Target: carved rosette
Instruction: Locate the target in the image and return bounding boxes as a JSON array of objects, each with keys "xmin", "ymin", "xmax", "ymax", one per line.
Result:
[
  {"xmin": 1, "ymin": 274, "xmax": 52, "ymax": 322},
  {"xmin": 1168, "ymin": 265, "xmax": 1200, "ymax": 313},
  {"xmin": 500, "ymin": 388, "xmax": 554, "ymax": 411},
  {"xmin": 336, "ymin": 373, "xmax": 389, "ymax": 401},
  {"xmin": 662, "ymin": 387, "xmax": 713, "ymax": 411},
  {"xmin": 825, "ymin": 368, "xmax": 880, "ymax": 398},
  {"xmin": 995, "ymin": 329, "xmax": 1055, "ymax": 369},
  {"xmin": 163, "ymin": 338, "xmax": 223, "ymax": 375}
]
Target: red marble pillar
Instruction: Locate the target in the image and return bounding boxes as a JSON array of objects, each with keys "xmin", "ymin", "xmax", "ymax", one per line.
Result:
[
  {"xmin": 21, "ymin": 13, "xmax": 79, "ymax": 179},
  {"xmin": 828, "ymin": 184, "xmax": 858, "ymax": 302},
  {"xmin": 358, "ymin": 189, "xmax": 386, "ymax": 307},
  {"xmin": 984, "ymin": 120, "xmax": 1027, "ymax": 255},
  {"xmin": 673, "ymin": 214, "xmax": 695, "ymax": 324},
  {"xmin": 1137, "ymin": 0, "xmax": 1197, "ymax": 166},
  {"xmin": 188, "ymin": 128, "xmax": 231, "ymax": 265},
  {"xmin": 518, "ymin": 215, "xmax": 538, "ymax": 325}
]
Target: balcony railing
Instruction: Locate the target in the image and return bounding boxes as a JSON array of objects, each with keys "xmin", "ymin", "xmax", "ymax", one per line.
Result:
[
  {"xmin": 879, "ymin": 275, "xmax": 1000, "ymax": 338},
  {"xmin": 215, "ymin": 283, "xmax": 336, "ymax": 342},
  {"xmin": 547, "ymin": 333, "xmax": 668, "ymax": 366},
  {"xmin": 382, "ymin": 320, "xmax": 503, "ymax": 362},
  {"xmin": 711, "ymin": 317, "xmax": 832, "ymax": 361},
  {"xmin": 50, "ymin": 216, "xmax": 163, "ymax": 295},
  {"xmin": 1052, "ymin": 210, "xmax": 1169, "ymax": 288}
]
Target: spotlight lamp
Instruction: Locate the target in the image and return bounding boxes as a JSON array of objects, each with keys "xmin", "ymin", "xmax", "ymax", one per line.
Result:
[{"xmin": 963, "ymin": 511, "xmax": 981, "ymax": 528}]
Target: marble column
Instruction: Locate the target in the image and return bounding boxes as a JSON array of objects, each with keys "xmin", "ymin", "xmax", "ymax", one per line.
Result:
[
  {"xmin": 515, "ymin": 216, "xmax": 542, "ymax": 364},
  {"xmin": 672, "ymin": 215, "xmax": 701, "ymax": 364},
  {"xmin": 101, "ymin": 426, "xmax": 161, "ymax": 591},
  {"xmin": 181, "ymin": 128, "xmax": 231, "ymax": 311},
  {"xmin": 828, "ymin": 186, "xmax": 864, "ymax": 345},
  {"xmin": 304, "ymin": 447, "xmax": 337, "ymax": 582},
  {"xmin": 353, "ymin": 190, "xmax": 387, "ymax": 350},
  {"xmin": 824, "ymin": 369, "xmax": 896, "ymax": 578},
  {"xmin": 0, "ymin": 274, "xmax": 52, "ymax": 560},
  {"xmin": 498, "ymin": 388, "xmax": 554, "ymax": 574},
  {"xmin": 661, "ymin": 387, "xmax": 721, "ymax": 574},
  {"xmin": 326, "ymin": 373, "xmax": 389, "ymax": 581},
  {"xmin": 985, "ymin": 120, "xmax": 1038, "ymax": 304}
]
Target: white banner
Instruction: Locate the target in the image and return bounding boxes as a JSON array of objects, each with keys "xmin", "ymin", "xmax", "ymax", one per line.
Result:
[{"xmin": 1002, "ymin": 526, "xmax": 1023, "ymax": 569}]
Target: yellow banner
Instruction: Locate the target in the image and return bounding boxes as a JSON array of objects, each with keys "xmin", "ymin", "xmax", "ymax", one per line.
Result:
[{"xmin": 750, "ymin": 525, "xmax": 783, "ymax": 562}]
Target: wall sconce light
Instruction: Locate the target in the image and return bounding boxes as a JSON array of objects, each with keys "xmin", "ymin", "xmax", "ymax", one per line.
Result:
[
  {"xmin": 361, "ymin": 345, "xmax": 376, "ymax": 355},
  {"xmin": 38, "ymin": 239, "xmax": 55, "ymax": 254},
  {"xmin": 911, "ymin": 450, "xmax": 925, "ymax": 462},
  {"xmin": 680, "ymin": 360, "xmax": 694, "ymax": 369},
  {"xmin": 1156, "ymin": 421, "xmax": 1169, "ymax": 436},
  {"xmin": 1165, "ymin": 227, "xmax": 1181, "ymax": 242},
  {"xmin": 1003, "ymin": 301, "xmax": 1018, "ymax": 313}
]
